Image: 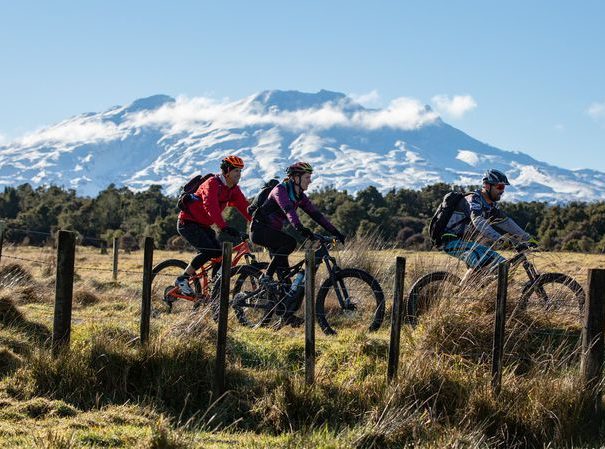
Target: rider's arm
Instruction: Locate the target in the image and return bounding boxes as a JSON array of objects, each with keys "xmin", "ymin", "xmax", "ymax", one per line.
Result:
[
  {"xmin": 492, "ymin": 214, "xmax": 531, "ymax": 241},
  {"xmin": 199, "ymin": 177, "xmax": 228, "ymax": 229},
  {"xmin": 272, "ymin": 184, "xmax": 304, "ymax": 227},
  {"xmin": 299, "ymin": 195, "xmax": 338, "ymax": 234},
  {"xmin": 228, "ymin": 186, "xmax": 253, "ymax": 222},
  {"xmin": 468, "ymin": 193, "xmax": 505, "ymax": 242}
]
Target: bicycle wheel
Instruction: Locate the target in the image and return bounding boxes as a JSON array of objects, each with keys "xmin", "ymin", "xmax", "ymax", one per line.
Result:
[
  {"xmin": 211, "ymin": 263, "xmax": 273, "ymax": 327},
  {"xmin": 518, "ymin": 272, "xmax": 585, "ymax": 320},
  {"xmin": 406, "ymin": 271, "xmax": 462, "ymax": 326},
  {"xmin": 315, "ymin": 268, "xmax": 385, "ymax": 335},
  {"xmin": 151, "ymin": 259, "xmax": 201, "ymax": 316}
]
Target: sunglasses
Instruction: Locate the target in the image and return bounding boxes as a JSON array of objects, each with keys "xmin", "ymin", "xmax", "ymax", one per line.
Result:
[{"xmin": 493, "ymin": 183, "xmax": 506, "ymax": 190}]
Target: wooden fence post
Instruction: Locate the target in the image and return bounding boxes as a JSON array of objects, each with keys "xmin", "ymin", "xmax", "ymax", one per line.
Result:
[
  {"xmin": 491, "ymin": 261, "xmax": 509, "ymax": 395},
  {"xmin": 215, "ymin": 241, "xmax": 233, "ymax": 396},
  {"xmin": 387, "ymin": 256, "xmax": 406, "ymax": 383},
  {"xmin": 112, "ymin": 237, "xmax": 119, "ymax": 281},
  {"xmin": 0, "ymin": 221, "xmax": 5, "ymax": 265},
  {"xmin": 305, "ymin": 250, "xmax": 316, "ymax": 386},
  {"xmin": 52, "ymin": 230, "xmax": 76, "ymax": 356},
  {"xmin": 581, "ymin": 268, "xmax": 605, "ymax": 434},
  {"xmin": 140, "ymin": 237, "xmax": 154, "ymax": 345}
]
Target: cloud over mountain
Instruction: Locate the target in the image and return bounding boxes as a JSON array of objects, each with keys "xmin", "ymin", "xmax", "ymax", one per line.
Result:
[
  {"xmin": 431, "ymin": 94, "xmax": 477, "ymax": 119},
  {"xmin": 1, "ymin": 90, "xmax": 604, "ymax": 203}
]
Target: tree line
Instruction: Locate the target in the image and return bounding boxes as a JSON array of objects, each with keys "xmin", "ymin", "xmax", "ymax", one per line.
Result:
[{"xmin": 0, "ymin": 182, "xmax": 604, "ymax": 252}]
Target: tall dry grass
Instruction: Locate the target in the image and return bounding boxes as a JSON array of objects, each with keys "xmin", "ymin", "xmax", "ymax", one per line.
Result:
[{"xmin": 0, "ymin": 239, "xmax": 599, "ymax": 448}]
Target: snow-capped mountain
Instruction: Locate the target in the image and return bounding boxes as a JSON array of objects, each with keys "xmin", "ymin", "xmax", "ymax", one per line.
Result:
[{"xmin": 1, "ymin": 90, "xmax": 604, "ymax": 202}]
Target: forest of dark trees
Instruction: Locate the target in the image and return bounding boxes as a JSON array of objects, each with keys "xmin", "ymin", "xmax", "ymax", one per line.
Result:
[{"xmin": 1, "ymin": 182, "xmax": 604, "ymax": 252}]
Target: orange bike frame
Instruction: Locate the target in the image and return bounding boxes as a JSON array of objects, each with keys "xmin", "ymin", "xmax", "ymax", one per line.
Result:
[{"xmin": 170, "ymin": 240, "xmax": 255, "ymax": 301}]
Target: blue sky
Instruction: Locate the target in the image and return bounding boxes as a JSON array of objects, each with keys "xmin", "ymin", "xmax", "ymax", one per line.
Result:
[{"xmin": 1, "ymin": 0, "xmax": 604, "ymax": 170}]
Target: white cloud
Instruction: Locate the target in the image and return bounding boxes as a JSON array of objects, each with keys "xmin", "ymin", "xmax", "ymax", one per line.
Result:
[
  {"xmin": 431, "ymin": 94, "xmax": 477, "ymax": 119},
  {"xmin": 352, "ymin": 97, "xmax": 438, "ymax": 129},
  {"xmin": 8, "ymin": 93, "xmax": 440, "ymax": 148},
  {"xmin": 0, "ymin": 132, "xmax": 6, "ymax": 145},
  {"xmin": 588, "ymin": 101, "xmax": 605, "ymax": 123},
  {"xmin": 127, "ymin": 94, "xmax": 438, "ymax": 132},
  {"xmin": 18, "ymin": 118, "xmax": 122, "ymax": 147},
  {"xmin": 349, "ymin": 90, "xmax": 382, "ymax": 108}
]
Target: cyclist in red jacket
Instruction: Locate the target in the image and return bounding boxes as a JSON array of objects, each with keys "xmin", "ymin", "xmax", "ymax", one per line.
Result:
[{"xmin": 175, "ymin": 155, "xmax": 252, "ymax": 295}]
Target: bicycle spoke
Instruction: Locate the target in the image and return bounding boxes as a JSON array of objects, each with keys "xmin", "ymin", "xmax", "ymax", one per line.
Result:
[
  {"xmin": 522, "ymin": 277, "xmax": 584, "ymax": 324},
  {"xmin": 317, "ymin": 270, "xmax": 384, "ymax": 333}
]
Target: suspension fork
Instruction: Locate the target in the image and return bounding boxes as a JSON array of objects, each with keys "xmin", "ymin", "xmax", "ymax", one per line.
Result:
[
  {"xmin": 244, "ymin": 253, "xmax": 260, "ymax": 289},
  {"xmin": 322, "ymin": 256, "xmax": 352, "ymax": 310},
  {"xmin": 522, "ymin": 259, "xmax": 549, "ymax": 302}
]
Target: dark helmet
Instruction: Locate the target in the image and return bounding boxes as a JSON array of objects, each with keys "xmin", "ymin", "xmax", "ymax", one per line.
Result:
[
  {"xmin": 286, "ymin": 161, "xmax": 313, "ymax": 176},
  {"xmin": 220, "ymin": 155, "xmax": 245, "ymax": 172},
  {"xmin": 482, "ymin": 169, "xmax": 510, "ymax": 185}
]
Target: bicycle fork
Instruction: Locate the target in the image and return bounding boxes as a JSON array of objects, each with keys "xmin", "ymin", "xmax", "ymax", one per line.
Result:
[
  {"xmin": 522, "ymin": 260, "xmax": 549, "ymax": 303},
  {"xmin": 323, "ymin": 257, "xmax": 356, "ymax": 311}
]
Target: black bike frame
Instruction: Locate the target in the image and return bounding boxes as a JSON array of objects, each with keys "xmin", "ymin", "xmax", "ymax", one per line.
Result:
[
  {"xmin": 493, "ymin": 249, "xmax": 549, "ymax": 301},
  {"xmin": 243, "ymin": 236, "xmax": 352, "ymax": 310}
]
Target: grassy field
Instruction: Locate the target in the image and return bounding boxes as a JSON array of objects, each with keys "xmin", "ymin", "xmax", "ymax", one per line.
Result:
[{"xmin": 0, "ymin": 241, "xmax": 604, "ymax": 448}]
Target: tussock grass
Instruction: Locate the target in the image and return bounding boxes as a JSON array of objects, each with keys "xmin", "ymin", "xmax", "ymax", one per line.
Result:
[
  {"xmin": 10, "ymin": 285, "xmax": 51, "ymax": 304},
  {"xmin": 0, "ymin": 346, "xmax": 22, "ymax": 377},
  {"xmin": 73, "ymin": 289, "xmax": 100, "ymax": 307},
  {"xmin": 0, "ymin": 297, "xmax": 51, "ymax": 345},
  {"xmin": 0, "ymin": 263, "xmax": 34, "ymax": 288},
  {"xmin": 0, "ymin": 243, "xmax": 599, "ymax": 448},
  {"xmin": 0, "ymin": 295, "xmax": 25, "ymax": 324},
  {"xmin": 32, "ymin": 430, "xmax": 76, "ymax": 449},
  {"xmin": 331, "ymin": 231, "xmax": 396, "ymax": 288},
  {"xmin": 145, "ymin": 416, "xmax": 193, "ymax": 449}
]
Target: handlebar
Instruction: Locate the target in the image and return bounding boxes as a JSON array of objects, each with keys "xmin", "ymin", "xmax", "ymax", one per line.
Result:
[
  {"xmin": 514, "ymin": 242, "xmax": 538, "ymax": 252},
  {"xmin": 495, "ymin": 236, "xmax": 538, "ymax": 252}
]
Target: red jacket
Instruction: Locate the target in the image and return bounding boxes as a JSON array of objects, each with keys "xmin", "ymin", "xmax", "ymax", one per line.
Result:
[{"xmin": 178, "ymin": 174, "xmax": 252, "ymax": 228}]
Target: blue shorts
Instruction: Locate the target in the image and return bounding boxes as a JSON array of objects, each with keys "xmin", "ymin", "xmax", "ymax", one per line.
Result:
[{"xmin": 442, "ymin": 238, "xmax": 505, "ymax": 270}]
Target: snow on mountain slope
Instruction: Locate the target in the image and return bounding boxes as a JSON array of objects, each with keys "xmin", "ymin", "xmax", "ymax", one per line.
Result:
[{"xmin": 0, "ymin": 90, "xmax": 603, "ymax": 202}]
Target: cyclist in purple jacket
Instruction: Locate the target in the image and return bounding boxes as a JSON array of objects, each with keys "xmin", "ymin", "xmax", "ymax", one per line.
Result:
[{"xmin": 250, "ymin": 161, "xmax": 346, "ymax": 325}]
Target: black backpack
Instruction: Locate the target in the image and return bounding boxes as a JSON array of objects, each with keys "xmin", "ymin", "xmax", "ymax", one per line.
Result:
[
  {"xmin": 177, "ymin": 173, "xmax": 214, "ymax": 211},
  {"xmin": 428, "ymin": 191, "xmax": 471, "ymax": 247},
  {"xmin": 248, "ymin": 178, "xmax": 280, "ymax": 218}
]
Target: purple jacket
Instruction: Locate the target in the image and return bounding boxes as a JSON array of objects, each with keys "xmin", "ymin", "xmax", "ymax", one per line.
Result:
[{"xmin": 259, "ymin": 182, "xmax": 338, "ymax": 234}]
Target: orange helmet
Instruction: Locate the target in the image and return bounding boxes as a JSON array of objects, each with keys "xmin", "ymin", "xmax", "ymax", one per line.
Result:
[{"xmin": 220, "ymin": 155, "xmax": 245, "ymax": 171}]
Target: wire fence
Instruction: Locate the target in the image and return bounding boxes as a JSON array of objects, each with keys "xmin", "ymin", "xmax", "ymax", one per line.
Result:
[
  {"xmin": 0, "ymin": 224, "xmax": 588, "ymax": 330},
  {"xmin": 0, "ymin": 228, "xmax": 605, "ymax": 428}
]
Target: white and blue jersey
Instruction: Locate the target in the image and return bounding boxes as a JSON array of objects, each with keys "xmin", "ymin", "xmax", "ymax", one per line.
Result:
[{"xmin": 441, "ymin": 190, "xmax": 529, "ymax": 269}]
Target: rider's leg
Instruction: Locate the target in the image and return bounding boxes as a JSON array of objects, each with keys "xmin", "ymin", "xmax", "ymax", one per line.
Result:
[
  {"xmin": 175, "ymin": 221, "xmax": 221, "ymax": 294},
  {"xmin": 444, "ymin": 239, "xmax": 506, "ymax": 287},
  {"xmin": 443, "ymin": 239, "xmax": 505, "ymax": 269},
  {"xmin": 251, "ymin": 223, "xmax": 296, "ymax": 279},
  {"xmin": 473, "ymin": 243, "xmax": 506, "ymax": 270}
]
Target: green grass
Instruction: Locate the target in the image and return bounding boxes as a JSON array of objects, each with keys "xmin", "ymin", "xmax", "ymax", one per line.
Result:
[{"xmin": 0, "ymin": 243, "xmax": 602, "ymax": 448}]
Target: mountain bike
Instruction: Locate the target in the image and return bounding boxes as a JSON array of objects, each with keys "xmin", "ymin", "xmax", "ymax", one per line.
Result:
[
  {"xmin": 226, "ymin": 234, "xmax": 385, "ymax": 335},
  {"xmin": 406, "ymin": 243, "xmax": 585, "ymax": 325},
  {"xmin": 150, "ymin": 233, "xmax": 267, "ymax": 316}
]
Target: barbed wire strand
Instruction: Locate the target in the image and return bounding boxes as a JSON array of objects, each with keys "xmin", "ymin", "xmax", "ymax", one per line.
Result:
[{"xmin": 4, "ymin": 225, "xmax": 109, "ymax": 244}]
